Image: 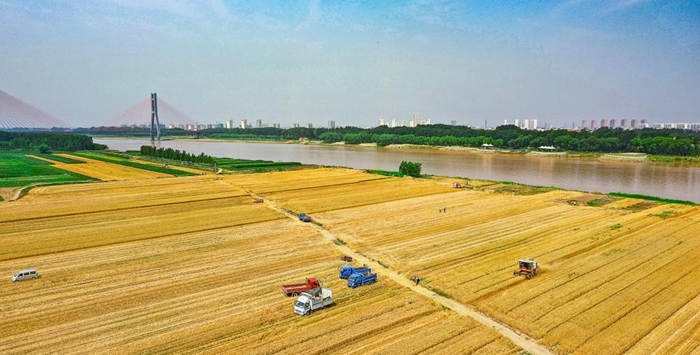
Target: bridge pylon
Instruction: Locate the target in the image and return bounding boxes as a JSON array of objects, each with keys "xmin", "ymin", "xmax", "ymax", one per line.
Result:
[{"xmin": 150, "ymin": 93, "xmax": 161, "ymax": 141}]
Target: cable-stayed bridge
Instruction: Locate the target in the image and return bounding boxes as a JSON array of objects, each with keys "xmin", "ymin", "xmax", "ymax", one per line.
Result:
[{"xmin": 102, "ymin": 95, "xmax": 196, "ymax": 128}]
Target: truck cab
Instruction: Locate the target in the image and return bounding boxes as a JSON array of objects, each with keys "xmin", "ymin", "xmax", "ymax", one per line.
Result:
[
  {"xmin": 294, "ymin": 287, "xmax": 333, "ymax": 315},
  {"xmin": 298, "ymin": 213, "xmax": 312, "ymax": 222}
]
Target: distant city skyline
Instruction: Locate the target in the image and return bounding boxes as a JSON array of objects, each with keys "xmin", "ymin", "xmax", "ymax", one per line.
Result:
[{"xmin": 0, "ymin": 1, "xmax": 698, "ymax": 128}]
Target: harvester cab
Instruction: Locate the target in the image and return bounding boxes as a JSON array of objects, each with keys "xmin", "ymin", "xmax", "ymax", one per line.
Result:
[{"xmin": 513, "ymin": 258, "xmax": 540, "ymax": 279}]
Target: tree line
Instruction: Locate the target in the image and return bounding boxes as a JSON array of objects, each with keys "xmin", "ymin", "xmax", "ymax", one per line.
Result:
[
  {"xmin": 84, "ymin": 125, "xmax": 700, "ymax": 156},
  {"xmin": 0, "ymin": 131, "xmax": 102, "ymax": 151},
  {"xmin": 205, "ymin": 125, "xmax": 700, "ymax": 155},
  {"xmin": 140, "ymin": 145, "xmax": 215, "ymax": 164}
]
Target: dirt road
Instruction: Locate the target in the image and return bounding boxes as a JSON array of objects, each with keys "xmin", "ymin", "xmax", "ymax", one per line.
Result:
[{"xmin": 246, "ymin": 190, "xmax": 555, "ymax": 355}]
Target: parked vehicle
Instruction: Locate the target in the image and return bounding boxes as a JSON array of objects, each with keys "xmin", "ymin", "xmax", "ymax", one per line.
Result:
[
  {"xmin": 294, "ymin": 287, "xmax": 333, "ymax": 315},
  {"xmin": 513, "ymin": 258, "xmax": 540, "ymax": 279},
  {"xmin": 282, "ymin": 277, "xmax": 321, "ymax": 297},
  {"xmin": 298, "ymin": 213, "xmax": 312, "ymax": 222},
  {"xmin": 347, "ymin": 270, "xmax": 377, "ymax": 288},
  {"xmin": 340, "ymin": 255, "xmax": 353, "ymax": 262},
  {"xmin": 12, "ymin": 269, "xmax": 38, "ymax": 282},
  {"xmin": 338, "ymin": 265, "xmax": 371, "ymax": 279}
]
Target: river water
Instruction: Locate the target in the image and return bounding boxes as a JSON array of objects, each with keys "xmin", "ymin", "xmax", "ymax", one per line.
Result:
[{"xmin": 95, "ymin": 138, "xmax": 700, "ymax": 202}]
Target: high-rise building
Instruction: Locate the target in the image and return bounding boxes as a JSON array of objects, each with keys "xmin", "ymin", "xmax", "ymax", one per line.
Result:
[
  {"xmin": 225, "ymin": 119, "xmax": 233, "ymax": 129},
  {"xmin": 413, "ymin": 113, "xmax": 420, "ymax": 127},
  {"xmin": 240, "ymin": 119, "xmax": 247, "ymax": 129},
  {"xmin": 255, "ymin": 119, "xmax": 262, "ymax": 128},
  {"xmin": 292, "ymin": 123, "xmax": 300, "ymax": 128},
  {"xmin": 306, "ymin": 123, "xmax": 313, "ymax": 128},
  {"xmin": 640, "ymin": 119, "xmax": 649, "ymax": 128},
  {"xmin": 631, "ymin": 119, "xmax": 638, "ymax": 128},
  {"xmin": 390, "ymin": 119, "xmax": 397, "ymax": 128},
  {"xmin": 451, "ymin": 120, "xmax": 457, "ymax": 126},
  {"xmin": 610, "ymin": 119, "xmax": 618, "ymax": 128},
  {"xmin": 327, "ymin": 120, "xmax": 335, "ymax": 129},
  {"xmin": 272, "ymin": 123, "xmax": 281, "ymax": 128},
  {"xmin": 528, "ymin": 119, "xmax": 538, "ymax": 130},
  {"xmin": 378, "ymin": 118, "xmax": 385, "ymax": 126},
  {"xmin": 601, "ymin": 119, "xmax": 608, "ymax": 127},
  {"xmin": 621, "ymin": 119, "xmax": 628, "ymax": 128},
  {"xmin": 514, "ymin": 119, "xmax": 520, "ymax": 128},
  {"xmin": 582, "ymin": 120, "xmax": 588, "ymax": 130},
  {"xmin": 590, "ymin": 120, "xmax": 597, "ymax": 130}
]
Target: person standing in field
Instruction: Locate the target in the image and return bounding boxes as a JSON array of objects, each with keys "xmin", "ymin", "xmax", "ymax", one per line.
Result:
[{"xmin": 413, "ymin": 276, "xmax": 420, "ymax": 286}]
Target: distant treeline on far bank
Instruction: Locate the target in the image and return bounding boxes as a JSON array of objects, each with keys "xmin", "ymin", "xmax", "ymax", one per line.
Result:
[
  {"xmin": 82, "ymin": 125, "xmax": 700, "ymax": 156},
  {"xmin": 0, "ymin": 131, "xmax": 104, "ymax": 151}
]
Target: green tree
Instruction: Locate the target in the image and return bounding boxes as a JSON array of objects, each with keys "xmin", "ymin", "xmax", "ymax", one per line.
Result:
[
  {"xmin": 37, "ymin": 144, "xmax": 52, "ymax": 154},
  {"xmin": 399, "ymin": 161, "xmax": 422, "ymax": 177}
]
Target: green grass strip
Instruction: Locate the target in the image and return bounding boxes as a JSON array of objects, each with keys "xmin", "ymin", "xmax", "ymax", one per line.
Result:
[
  {"xmin": 71, "ymin": 152, "xmax": 197, "ymax": 176},
  {"xmin": 365, "ymin": 169, "xmax": 405, "ymax": 177},
  {"xmin": 609, "ymin": 192, "xmax": 698, "ymax": 206}
]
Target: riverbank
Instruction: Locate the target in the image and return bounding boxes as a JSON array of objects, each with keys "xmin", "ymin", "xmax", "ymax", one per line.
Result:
[{"xmin": 92, "ymin": 135, "xmax": 700, "ymax": 165}]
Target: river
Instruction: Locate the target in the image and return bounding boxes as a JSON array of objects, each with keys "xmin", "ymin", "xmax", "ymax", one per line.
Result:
[{"xmin": 95, "ymin": 138, "xmax": 700, "ymax": 203}]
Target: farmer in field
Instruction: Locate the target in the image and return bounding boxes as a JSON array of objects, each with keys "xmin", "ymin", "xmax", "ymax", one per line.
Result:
[{"xmin": 413, "ymin": 276, "xmax": 420, "ymax": 286}]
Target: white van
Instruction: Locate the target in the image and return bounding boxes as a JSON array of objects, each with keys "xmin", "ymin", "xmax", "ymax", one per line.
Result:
[{"xmin": 12, "ymin": 269, "xmax": 38, "ymax": 282}]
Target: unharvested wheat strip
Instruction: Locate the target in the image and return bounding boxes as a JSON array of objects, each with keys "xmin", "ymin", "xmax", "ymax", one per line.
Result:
[
  {"xmin": 0, "ymin": 206, "xmax": 283, "ymax": 260},
  {"xmin": 574, "ymin": 267, "xmax": 700, "ymax": 355},
  {"xmin": 531, "ymin": 230, "xmax": 700, "ymax": 333},
  {"xmin": 0, "ymin": 196, "xmax": 252, "ymax": 233},
  {"xmin": 626, "ymin": 292, "xmax": 700, "ymax": 355},
  {"xmin": 29, "ymin": 154, "xmax": 169, "ymax": 181},
  {"xmin": 481, "ymin": 215, "xmax": 700, "ymax": 315},
  {"xmin": 490, "ymin": 219, "xmax": 700, "ymax": 320},
  {"xmin": 540, "ymin": 248, "xmax": 700, "ymax": 353}
]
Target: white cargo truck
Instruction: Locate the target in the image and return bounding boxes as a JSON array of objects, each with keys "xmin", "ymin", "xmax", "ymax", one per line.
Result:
[{"xmin": 294, "ymin": 287, "xmax": 333, "ymax": 315}]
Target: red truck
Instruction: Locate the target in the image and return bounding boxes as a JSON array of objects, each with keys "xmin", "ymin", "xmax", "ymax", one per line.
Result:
[{"xmin": 282, "ymin": 277, "xmax": 321, "ymax": 297}]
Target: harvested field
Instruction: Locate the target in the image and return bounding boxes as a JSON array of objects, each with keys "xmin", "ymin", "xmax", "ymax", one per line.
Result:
[
  {"xmin": 296, "ymin": 175, "xmax": 700, "ymax": 355},
  {"xmin": 225, "ymin": 168, "xmax": 456, "ymax": 213},
  {"xmin": 6, "ymin": 166, "xmax": 699, "ymax": 354},
  {"xmin": 0, "ymin": 174, "xmax": 519, "ymax": 354}
]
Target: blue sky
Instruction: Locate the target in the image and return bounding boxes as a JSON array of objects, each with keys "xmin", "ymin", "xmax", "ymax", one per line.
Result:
[{"xmin": 0, "ymin": 0, "xmax": 698, "ymax": 128}]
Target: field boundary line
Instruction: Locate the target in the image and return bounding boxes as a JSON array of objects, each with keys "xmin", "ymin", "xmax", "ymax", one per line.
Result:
[
  {"xmin": 245, "ymin": 190, "xmax": 555, "ymax": 355},
  {"xmin": 0, "ymin": 193, "xmax": 248, "ymax": 223},
  {"xmin": 0, "ymin": 215, "xmax": 285, "ymax": 262}
]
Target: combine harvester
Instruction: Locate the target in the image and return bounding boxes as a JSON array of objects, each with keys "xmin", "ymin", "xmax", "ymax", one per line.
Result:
[
  {"xmin": 513, "ymin": 258, "xmax": 540, "ymax": 279},
  {"xmin": 347, "ymin": 270, "xmax": 377, "ymax": 288},
  {"xmin": 294, "ymin": 287, "xmax": 333, "ymax": 315},
  {"xmin": 339, "ymin": 265, "xmax": 371, "ymax": 279},
  {"xmin": 281, "ymin": 277, "xmax": 322, "ymax": 297}
]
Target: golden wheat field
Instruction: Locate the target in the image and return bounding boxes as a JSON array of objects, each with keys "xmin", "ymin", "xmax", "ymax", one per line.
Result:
[
  {"xmin": 28, "ymin": 154, "xmax": 171, "ymax": 181},
  {"xmin": 0, "ymin": 172, "xmax": 520, "ymax": 355},
  {"xmin": 297, "ymin": 179, "xmax": 700, "ymax": 355}
]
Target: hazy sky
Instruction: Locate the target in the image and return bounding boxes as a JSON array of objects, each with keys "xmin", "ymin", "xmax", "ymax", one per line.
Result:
[{"xmin": 1, "ymin": 0, "xmax": 699, "ymax": 128}]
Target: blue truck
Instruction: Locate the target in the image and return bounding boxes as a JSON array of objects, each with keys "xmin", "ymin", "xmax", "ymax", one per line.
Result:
[
  {"xmin": 298, "ymin": 213, "xmax": 312, "ymax": 222},
  {"xmin": 339, "ymin": 265, "xmax": 371, "ymax": 279},
  {"xmin": 347, "ymin": 270, "xmax": 377, "ymax": 288}
]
